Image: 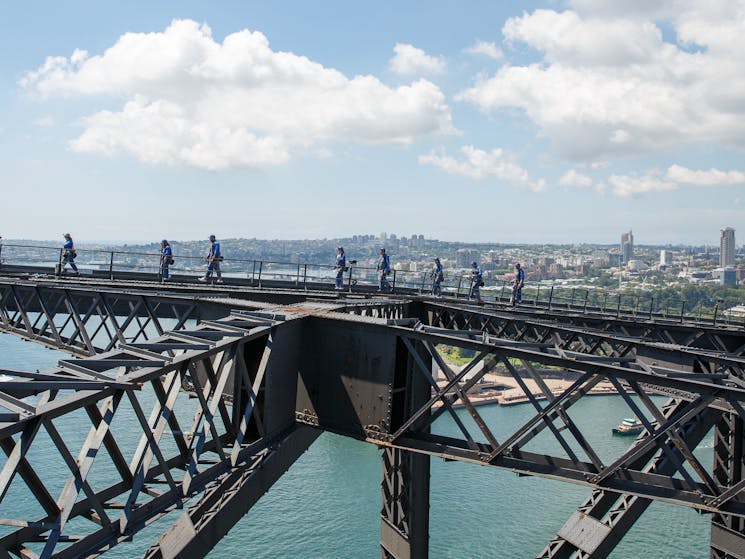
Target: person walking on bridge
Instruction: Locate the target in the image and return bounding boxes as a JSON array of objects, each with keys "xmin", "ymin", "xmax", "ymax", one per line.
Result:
[
  {"xmin": 160, "ymin": 240, "xmax": 173, "ymax": 281},
  {"xmin": 469, "ymin": 260, "xmax": 483, "ymax": 304},
  {"xmin": 377, "ymin": 248, "xmax": 391, "ymax": 292},
  {"xmin": 61, "ymin": 233, "xmax": 78, "ymax": 275},
  {"xmin": 431, "ymin": 257, "xmax": 444, "ymax": 298},
  {"xmin": 334, "ymin": 247, "xmax": 347, "ymax": 290},
  {"xmin": 512, "ymin": 262, "xmax": 525, "ymax": 306},
  {"xmin": 198, "ymin": 235, "xmax": 223, "ymax": 283}
]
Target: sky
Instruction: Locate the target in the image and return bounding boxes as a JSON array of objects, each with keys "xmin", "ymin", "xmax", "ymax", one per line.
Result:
[{"xmin": 1, "ymin": 0, "xmax": 745, "ymax": 245}]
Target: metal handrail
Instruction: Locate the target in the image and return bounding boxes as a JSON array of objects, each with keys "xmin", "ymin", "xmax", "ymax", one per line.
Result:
[{"xmin": 0, "ymin": 241, "xmax": 741, "ymax": 326}]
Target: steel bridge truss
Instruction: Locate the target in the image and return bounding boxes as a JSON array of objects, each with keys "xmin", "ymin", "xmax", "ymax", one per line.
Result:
[
  {"xmin": 0, "ymin": 282, "xmax": 240, "ymax": 357},
  {"xmin": 423, "ymin": 301, "xmax": 745, "ymax": 558},
  {"xmin": 0, "ymin": 280, "xmax": 411, "ymax": 359},
  {"xmin": 0, "ymin": 307, "xmax": 319, "ymax": 559},
  {"xmin": 293, "ymin": 309, "xmax": 745, "ymax": 557},
  {"xmin": 2, "ymin": 280, "xmax": 745, "ymax": 558},
  {"xmin": 424, "ymin": 300, "xmax": 745, "ymax": 356}
]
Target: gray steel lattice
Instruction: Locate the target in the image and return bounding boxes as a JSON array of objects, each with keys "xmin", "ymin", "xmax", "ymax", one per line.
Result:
[{"xmin": 1, "ymin": 273, "xmax": 745, "ymax": 558}]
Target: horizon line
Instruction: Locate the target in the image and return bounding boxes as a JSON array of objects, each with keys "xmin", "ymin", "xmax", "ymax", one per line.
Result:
[{"xmin": 0, "ymin": 236, "xmax": 733, "ymax": 249}]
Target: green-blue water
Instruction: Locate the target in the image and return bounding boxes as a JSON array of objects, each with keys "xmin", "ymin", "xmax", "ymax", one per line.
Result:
[{"xmin": 0, "ymin": 333, "xmax": 711, "ymax": 558}]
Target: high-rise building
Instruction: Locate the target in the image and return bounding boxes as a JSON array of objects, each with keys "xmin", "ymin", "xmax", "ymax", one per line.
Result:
[
  {"xmin": 620, "ymin": 230, "xmax": 634, "ymax": 265},
  {"xmin": 456, "ymin": 248, "xmax": 480, "ymax": 267},
  {"xmin": 721, "ymin": 227, "xmax": 736, "ymax": 267},
  {"xmin": 660, "ymin": 250, "xmax": 673, "ymax": 266},
  {"xmin": 408, "ymin": 234, "xmax": 425, "ymax": 248}
]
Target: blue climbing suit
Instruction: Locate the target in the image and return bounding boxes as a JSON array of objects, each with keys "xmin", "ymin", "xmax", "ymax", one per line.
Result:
[
  {"xmin": 469, "ymin": 265, "xmax": 483, "ymax": 301},
  {"xmin": 161, "ymin": 244, "xmax": 173, "ymax": 279},
  {"xmin": 377, "ymin": 253, "xmax": 391, "ymax": 291},
  {"xmin": 432, "ymin": 261, "xmax": 444, "ymax": 297},
  {"xmin": 335, "ymin": 252, "xmax": 346, "ymax": 289},
  {"xmin": 62, "ymin": 238, "xmax": 78, "ymax": 272},
  {"xmin": 205, "ymin": 240, "xmax": 222, "ymax": 279}
]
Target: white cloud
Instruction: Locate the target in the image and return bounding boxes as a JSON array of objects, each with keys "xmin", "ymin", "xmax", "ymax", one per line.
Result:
[
  {"xmin": 457, "ymin": 4, "xmax": 745, "ymax": 162},
  {"xmin": 21, "ymin": 20, "xmax": 455, "ymax": 170},
  {"xmin": 567, "ymin": 0, "xmax": 674, "ymax": 19},
  {"xmin": 419, "ymin": 145, "xmax": 545, "ymax": 191},
  {"xmin": 33, "ymin": 116, "xmax": 55, "ymax": 127},
  {"xmin": 608, "ymin": 171, "xmax": 676, "ymax": 197},
  {"xmin": 665, "ymin": 164, "xmax": 745, "ymax": 185},
  {"xmin": 609, "ymin": 129, "xmax": 631, "ymax": 144},
  {"xmin": 559, "ymin": 169, "xmax": 593, "ymax": 188},
  {"xmin": 389, "ymin": 43, "xmax": 446, "ymax": 76},
  {"xmin": 503, "ymin": 9, "xmax": 667, "ymax": 66},
  {"xmin": 70, "ymin": 96, "xmax": 290, "ymax": 169},
  {"xmin": 608, "ymin": 164, "xmax": 745, "ymax": 196},
  {"xmin": 463, "ymin": 40, "xmax": 503, "ymax": 60}
]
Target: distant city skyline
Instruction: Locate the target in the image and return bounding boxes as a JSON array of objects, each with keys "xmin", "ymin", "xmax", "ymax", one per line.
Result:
[
  {"xmin": 1, "ymin": 2, "xmax": 744, "ymax": 243},
  {"xmin": 2, "ymin": 228, "xmax": 743, "ymax": 250}
]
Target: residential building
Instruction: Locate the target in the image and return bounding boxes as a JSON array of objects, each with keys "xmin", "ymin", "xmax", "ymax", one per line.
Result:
[
  {"xmin": 721, "ymin": 227, "xmax": 736, "ymax": 267},
  {"xmin": 620, "ymin": 230, "xmax": 634, "ymax": 265}
]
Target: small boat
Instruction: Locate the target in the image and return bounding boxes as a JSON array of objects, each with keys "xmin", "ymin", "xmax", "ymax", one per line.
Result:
[{"xmin": 612, "ymin": 418, "xmax": 644, "ymax": 436}]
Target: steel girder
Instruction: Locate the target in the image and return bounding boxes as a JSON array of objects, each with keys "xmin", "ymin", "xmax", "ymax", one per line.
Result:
[
  {"xmin": 140, "ymin": 425, "xmax": 320, "ymax": 559},
  {"xmin": 421, "ymin": 302, "xmax": 745, "ymax": 557},
  {"xmin": 289, "ymin": 311, "xmax": 745, "ymax": 522},
  {"xmin": 3, "ymin": 278, "xmax": 745, "ymax": 556},
  {"xmin": 407, "ymin": 304, "xmax": 745, "ymax": 558},
  {"xmin": 537, "ymin": 400, "xmax": 719, "ymax": 558},
  {"xmin": 0, "ymin": 309, "xmax": 311, "ymax": 559},
  {"xmin": 711, "ymin": 411, "xmax": 745, "ymax": 559},
  {"xmin": 0, "ymin": 278, "xmax": 412, "ymax": 357},
  {"xmin": 424, "ymin": 300, "xmax": 745, "ymax": 356},
  {"xmin": 0, "ymin": 280, "xmax": 260, "ymax": 356},
  {"xmin": 380, "ymin": 337, "xmax": 431, "ymax": 559},
  {"xmin": 420, "ymin": 303, "xmax": 745, "ymax": 399},
  {"xmin": 380, "ymin": 447, "xmax": 430, "ymax": 559}
]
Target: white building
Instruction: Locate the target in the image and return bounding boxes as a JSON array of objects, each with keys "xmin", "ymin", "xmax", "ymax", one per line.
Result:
[
  {"xmin": 721, "ymin": 227, "xmax": 736, "ymax": 267},
  {"xmin": 620, "ymin": 230, "xmax": 634, "ymax": 265},
  {"xmin": 626, "ymin": 259, "xmax": 649, "ymax": 272}
]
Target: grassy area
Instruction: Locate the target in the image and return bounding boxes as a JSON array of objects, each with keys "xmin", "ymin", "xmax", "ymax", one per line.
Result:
[
  {"xmin": 441, "ymin": 353, "xmax": 474, "ymax": 366},
  {"xmin": 438, "ymin": 344, "xmax": 475, "ymax": 366},
  {"xmin": 437, "ymin": 344, "xmax": 565, "ymax": 372}
]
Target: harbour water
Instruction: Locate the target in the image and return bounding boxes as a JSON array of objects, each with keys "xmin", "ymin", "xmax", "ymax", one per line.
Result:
[{"xmin": 0, "ymin": 333, "xmax": 710, "ymax": 558}]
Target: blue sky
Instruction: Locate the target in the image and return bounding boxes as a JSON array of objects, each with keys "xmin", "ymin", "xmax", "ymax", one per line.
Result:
[{"xmin": 1, "ymin": 0, "xmax": 745, "ymax": 245}]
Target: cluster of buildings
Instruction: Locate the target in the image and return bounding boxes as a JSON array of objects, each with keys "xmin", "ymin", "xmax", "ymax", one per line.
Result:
[
  {"xmin": 3, "ymin": 226, "xmax": 742, "ymax": 290},
  {"xmin": 652, "ymin": 227, "xmax": 740, "ymax": 286}
]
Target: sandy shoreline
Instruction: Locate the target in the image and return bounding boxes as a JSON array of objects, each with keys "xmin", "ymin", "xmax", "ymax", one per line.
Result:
[{"xmin": 433, "ymin": 371, "xmax": 618, "ymax": 408}]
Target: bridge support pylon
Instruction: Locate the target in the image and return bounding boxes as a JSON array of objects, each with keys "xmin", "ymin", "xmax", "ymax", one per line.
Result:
[
  {"xmin": 380, "ymin": 448, "xmax": 430, "ymax": 559},
  {"xmin": 712, "ymin": 412, "xmax": 745, "ymax": 559},
  {"xmin": 380, "ymin": 337, "xmax": 432, "ymax": 559}
]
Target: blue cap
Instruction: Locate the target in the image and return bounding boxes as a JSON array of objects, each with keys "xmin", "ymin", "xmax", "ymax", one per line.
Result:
[
  {"xmin": 209, "ymin": 234, "xmax": 216, "ymax": 239},
  {"xmin": 471, "ymin": 260, "xmax": 477, "ymax": 266},
  {"xmin": 515, "ymin": 262, "xmax": 521, "ymax": 267},
  {"xmin": 161, "ymin": 239, "xmax": 168, "ymax": 243}
]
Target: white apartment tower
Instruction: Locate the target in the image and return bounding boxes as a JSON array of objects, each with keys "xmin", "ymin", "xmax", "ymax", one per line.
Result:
[
  {"xmin": 620, "ymin": 230, "xmax": 634, "ymax": 266},
  {"xmin": 721, "ymin": 227, "xmax": 736, "ymax": 267}
]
